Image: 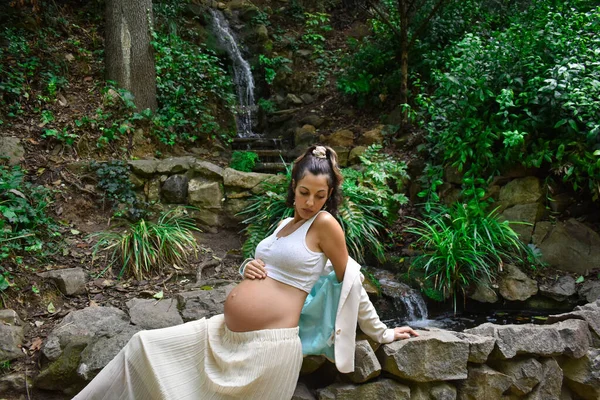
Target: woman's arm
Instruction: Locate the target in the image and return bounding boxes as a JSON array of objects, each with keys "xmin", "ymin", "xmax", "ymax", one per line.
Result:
[{"xmin": 316, "ymin": 213, "xmax": 348, "ymax": 282}]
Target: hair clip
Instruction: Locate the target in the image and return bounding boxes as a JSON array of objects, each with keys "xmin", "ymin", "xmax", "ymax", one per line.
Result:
[{"xmin": 312, "ymin": 146, "xmax": 327, "ymax": 159}]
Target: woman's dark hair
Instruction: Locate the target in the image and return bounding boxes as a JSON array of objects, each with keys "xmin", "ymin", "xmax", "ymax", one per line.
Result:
[{"xmin": 286, "ymin": 145, "xmax": 344, "ymax": 216}]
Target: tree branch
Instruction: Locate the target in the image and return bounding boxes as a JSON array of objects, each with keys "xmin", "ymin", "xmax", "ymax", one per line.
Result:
[
  {"xmin": 408, "ymin": 0, "xmax": 449, "ymax": 50},
  {"xmin": 364, "ymin": 0, "xmax": 403, "ymax": 41}
]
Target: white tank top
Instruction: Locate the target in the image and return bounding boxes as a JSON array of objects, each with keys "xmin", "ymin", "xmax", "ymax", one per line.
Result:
[{"xmin": 254, "ymin": 211, "xmax": 329, "ymax": 293}]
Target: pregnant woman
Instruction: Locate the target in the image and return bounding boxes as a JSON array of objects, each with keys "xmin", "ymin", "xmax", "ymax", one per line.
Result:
[{"xmin": 74, "ymin": 145, "xmax": 417, "ymax": 400}]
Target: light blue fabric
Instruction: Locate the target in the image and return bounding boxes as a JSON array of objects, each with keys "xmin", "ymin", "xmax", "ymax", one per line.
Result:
[{"xmin": 299, "ymin": 271, "xmax": 342, "ymax": 361}]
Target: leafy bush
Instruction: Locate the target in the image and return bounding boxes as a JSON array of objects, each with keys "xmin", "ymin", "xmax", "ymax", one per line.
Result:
[
  {"xmin": 406, "ymin": 201, "xmax": 539, "ymax": 312},
  {"xmin": 151, "ymin": 31, "xmax": 236, "ymax": 145},
  {"xmin": 90, "ymin": 160, "xmax": 148, "ymax": 220},
  {"xmin": 230, "ymin": 151, "xmax": 259, "ymax": 172},
  {"xmin": 257, "ymin": 98, "xmax": 277, "ymax": 114},
  {"xmin": 0, "ymin": 165, "xmax": 60, "ymax": 262},
  {"xmin": 240, "ymin": 145, "xmax": 409, "ymax": 262},
  {"xmin": 420, "ymin": 3, "xmax": 600, "ymax": 200},
  {"xmin": 90, "ymin": 209, "xmax": 200, "ymax": 279},
  {"xmin": 258, "ymin": 55, "xmax": 292, "ymax": 85}
]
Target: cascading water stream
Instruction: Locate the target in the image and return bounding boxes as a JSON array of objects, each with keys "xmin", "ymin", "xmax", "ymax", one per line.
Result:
[{"xmin": 209, "ymin": 9, "xmax": 256, "ymax": 137}]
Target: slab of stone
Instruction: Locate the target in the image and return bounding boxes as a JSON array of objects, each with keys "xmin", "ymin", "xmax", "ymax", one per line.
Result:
[
  {"xmin": 188, "ymin": 179, "xmax": 223, "ymax": 209},
  {"xmin": 579, "ymin": 281, "xmax": 600, "ymax": 303},
  {"xmin": 493, "ymin": 357, "xmax": 543, "ymax": 396},
  {"xmin": 411, "ymin": 382, "xmax": 457, "ymax": 400},
  {"xmin": 548, "ymin": 301, "xmax": 600, "ymax": 347},
  {"xmin": 0, "ymin": 324, "xmax": 25, "ymax": 362},
  {"xmin": 532, "ymin": 219, "xmax": 600, "ymax": 275},
  {"xmin": 497, "ymin": 264, "xmax": 538, "ymax": 301},
  {"xmin": 37, "ymin": 267, "xmax": 87, "ymax": 295},
  {"xmin": 0, "ymin": 309, "xmax": 25, "ymax": 326},
  {"xmin": 457, "ymin": 364, "xmax": 513, "ymax": 400},
  {"xmin": 562, "ymin": 349, "xmax": 600, "ymax": 400},
  {"xmin": 452, "ymin": 332, "xmax": 495, "ymax": 363},
  {"xmin": 161, "ymin": 175, "xmax": 189, "ymax": 204},
  {"xmin": 177, "ymin": 284, "xmax": 234, "ymax": 321},
  {"xmin": 345, "ymin": 340, "xmax": 381, "ymax": 383},
  {"xmin": 499, "ymin": 176, "xmax": 543, "ymax": 207},
  {"xmin": 357, "ymin": 126, "xmax": 384, "ymax": 146},
  {"xmin": 126, "ymin": 298, "xmax": 183, "ymax": 330},
  {"xmin": 0, "ymin": 137, "xmax": 25, "ymax": 166},
  {"xmin": 317, "ymin": 379, "xmax": 410, "ymax": 400},
  {"xmin": 156, "ymin": 156, "xmax": 195, "ymax": 174},
  {"xmin": 465, "ymin": 319, "xmax": 590, "ymax": 359},
  {"xmin": 223, "ymin": 168, "xmax": 273, "ymax": 190},
  {"xmin": 499, "ymin": 203, "xmax": 544, "ymax": 243},
  {"xmin": 190, "ymin": 160, "xmax": 224, "ymax": 180},
  {"xmin": 293, "ymin": 382, "xmax": 316, "ymax": 400},
  {"xmin": 128, "ymin": 159, "xmax": 159, "ymax": 177},
  {"xmin": 540, "ymin": 275, "xmax": 577, "ymax": 302},
  {"xmin": 528, "ymin": 358, "xmax": 563, "ymax": 400},
  {"xmin": 377, "ymin": 330, "xmax": 469, "ymax": 382},
  {"xmin": 323, "ymin": 129, "xmax": 354, "ymax": 147}
]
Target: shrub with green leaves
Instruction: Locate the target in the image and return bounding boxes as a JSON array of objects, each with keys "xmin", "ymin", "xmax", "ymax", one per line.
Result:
[
  {"xmin": 0, "ymin": 165, "xmax": 61, "ymax": 262},
  {"xmin": 258, "ymin": 55, "xmax": 292, "ymax": 85},
  {"xmin": 90, "ymin": 209, "xmax": 200, "ymax": 280},
  {"xmin": 230, "ymin": 151, "xmax": 259, "ymax": 172},
  {"xmin": 240, "ymin": 145, "xmax": 409, "ymax": 263},
  {"xmin": 406, "ymin": 201, "xmax": 539, "ymax": 313}
]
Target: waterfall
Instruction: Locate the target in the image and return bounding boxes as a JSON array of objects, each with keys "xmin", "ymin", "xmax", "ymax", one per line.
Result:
[
  {"xmin": 394, "ymin": 289, "xmax": 429, "ymax": 321},
  {"xmin": 209, "ymin": 9, "xmax": 256, "ymax": 137}
]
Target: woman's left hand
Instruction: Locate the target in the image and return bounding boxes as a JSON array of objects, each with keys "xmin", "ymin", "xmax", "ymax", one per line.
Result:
[{"xmin": 393, "ymin": 326, "xmax": 419, "ymax": 340}]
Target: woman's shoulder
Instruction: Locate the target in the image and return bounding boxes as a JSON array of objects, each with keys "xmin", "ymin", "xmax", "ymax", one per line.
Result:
[{"xmin": 314, "ymin": 211, "xmax": 342, "ymax": 232}]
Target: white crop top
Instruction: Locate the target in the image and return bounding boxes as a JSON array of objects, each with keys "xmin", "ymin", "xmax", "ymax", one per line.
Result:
[{"xmin": 254, "ymin": 211, "xmax": 329, "ymax": 293}]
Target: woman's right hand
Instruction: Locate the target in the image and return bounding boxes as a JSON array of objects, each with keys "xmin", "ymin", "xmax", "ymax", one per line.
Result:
[{"xmin": 243, "ymin": 259, "xmax": 267, "ymax": 280}]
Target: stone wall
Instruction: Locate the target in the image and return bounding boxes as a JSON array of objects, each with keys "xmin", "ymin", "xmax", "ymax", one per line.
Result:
[{"xmin": 126, "ymin": 156, "xmax": 286, "ymax": 228}]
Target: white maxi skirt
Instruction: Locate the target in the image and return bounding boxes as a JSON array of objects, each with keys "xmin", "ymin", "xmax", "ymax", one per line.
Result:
[{"xmin": 73, "ymin": 314, "xmax": 303, "ymax": 400}]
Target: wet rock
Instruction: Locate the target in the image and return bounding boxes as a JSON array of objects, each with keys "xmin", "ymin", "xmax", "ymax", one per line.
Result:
[
  {"xmin": 318, "ymin": 379, "xmax": 410, "ymax": 399},
  {"xmin": 498, "ymin": 176, "xmax": 543, "ymax": 207},
  {"xmin": 532, "ymin": 219, "xmax": 600, "ymax": 275},
  {"xmin": 465, "ymin": 319, "xmax": 590, "ymax": 359},
  {"xmin": 161, "ymin": 175, "xmax": 189, "ymax": 204},
  {"xmin": 37, "ymin": 267, "xmax": 87, "ymax": 296},
  {"xmin": 346, "ymin": 340, "xmax": 381, "ymax": 383},
  {"xmin": 457, "ymin": 364, "xmax": 513, "ymax": 400},
  {"xmin": 378, "ymin": 330, "xmax": 469, "ymax": 382},
  {"xmin": 126, "ymin": 298, "xmax": 183, "ymax": 330},
  {"xmin": 562, "ymin": 348, "xmax": 600, "ymax": 400},
  {"xmin": 497, "ymin": 264, "xmax": 538, "ymax": 301},
  {"xmin": 540, "ymin": 275, "xmax": 577, "ymax": 302},
  {"xmin": 0, "ymin": 137, "xmax": 25, "ymax": 166}
]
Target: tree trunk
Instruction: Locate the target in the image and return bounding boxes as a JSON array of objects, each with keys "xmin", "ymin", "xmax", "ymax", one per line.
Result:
[
  {"xmin": 105, "ymin": 0, "xmax": 157, "ymax": 111},
  {"xmin": 399, "ymin": 0, "xmax": 409, "ymax": 121}
]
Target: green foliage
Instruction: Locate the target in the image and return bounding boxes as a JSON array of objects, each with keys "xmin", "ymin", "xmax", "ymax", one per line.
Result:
[
  {"xmin": 251, "ymin": 10, "xmax": 270, "ymax": 27},
  {"xmin": 407, "ymin": 201, "xmax": 539, "ymax": 312},
  {"xmin": 90, "ymin": 209, "xmax": 200, "ymax": 280},
  {"xmin": 230, "ymin": 151, "xmax": 259, "ymax": 172},
  {"xmin": 421, "ymin": 3, "xmax": 600, "ymax": 200},
  {"xmin": 90, "ymin": 161, "xmax": 148, "ymax": 221},
  {"xmin": 0, "ymin": 165, "xmax": 61, "ymax": 263},
  {"xmin": 301, "ymin": 12, "xmax": 337, "ymax": 88},
  {"xmin": 257, "ymin": 98, "xmax": 277, "ymax": 114},
  {"xmin": 240, "ymin": 145, "xmax": 409, "ymax": 263},
  {"xmin": 258, "ymin": 54, "xmax": 292, "ymax": 85},
  {"xmin": 151, "ymin": 30, "xmax": 236, "ymax": 145}
]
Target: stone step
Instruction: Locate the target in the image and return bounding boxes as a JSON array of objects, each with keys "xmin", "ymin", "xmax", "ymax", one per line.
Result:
[
  {"xmin": 231, "ymin": 137, "xmax": 283, "ymax": 150},
  {"xmin": 254, "ymin": 162, "xmax": 287, "ymax": 173}
]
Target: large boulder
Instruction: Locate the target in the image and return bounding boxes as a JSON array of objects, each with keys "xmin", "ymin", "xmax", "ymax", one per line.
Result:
[
  {"xmin": 377, "ymin": 330, "xmax": 469, "ymax": 382},
  {"xmin": 0, "ymin": 137, "xmax": 25, "ymax": 166},
  {"xmin": 188, "ymin": 179, "xmax": 223, "ymax": 209},
  {"xmin": 0, "ymin": 322, "xmax": 25, "ymax": 362},
  {"xmin": 126, "ymin": 298, "xmax": 183, "ymax": 330},
  {"xmin": 547, "ymin": 301, "xmax": 600, "ymax": 347},
  {"xmin": 161, "ymin": 175, "xmax": 189, "ymax": 204},
  {"xmin": 317, "ymin": 379, "xmax": 410, "ymax": 400},
  {"xmin": 156, "ymin": 156, "xmax": 195, "ymax": 174},
  {"xmin": 190, "ymin": 160, "xmax": 224, "ymax": 180},
  {"xmin": 128, "ymin": 159, "xmax": 159, "ymax": 177},
  {"xmin": 498, "ymin": 203, "xmax": 544, "ymax": 243},
  {"xmin": 465, "ymin": 319, "xmax": 590, "ymax": 359},
  {"xmin": 497, "ymin": 264, "xmax": 538, "ymax": 301},
  {"xmin": 561, "ymin": 349, "xmax": 600, "ymax": 400},
  {"xmin": 223, "ymin": 168, "xmax": 275, "ymax": 190},
  {"xmin": 357, "ymin": 126, "xmax": 384, "ymax": 146},
  {"xmin": 176, "ymin": 284, "xmax": 235, "ymax": 322},
  {"xmin": 37, "ymin": 267, "xmax": 87, "ymax": 296},
  {"xmin": 322, "ymin": 129, "xmax": 354, "ymax": 147},
  {"xmin": 498, "ymin": 176, "xmax": 543, "ymax": 208},
  {"xmin": 532, "ymin": 219, "xmax": 600, "ymax": 275},
  {"xmin": 468, "ymin": 281, "xmax": 498, "ymax": 304}
]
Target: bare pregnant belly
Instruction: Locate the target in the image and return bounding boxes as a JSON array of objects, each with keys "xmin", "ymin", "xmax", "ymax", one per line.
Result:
[{"xmin": 224, "ymin": 277, "xmax": 307, "ymax": 332}]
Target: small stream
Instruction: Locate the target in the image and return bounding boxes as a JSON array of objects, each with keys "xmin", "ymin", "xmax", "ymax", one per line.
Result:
[{"xmin": 209, "ymin": 9, "xmax": 256, "ymax": 137}]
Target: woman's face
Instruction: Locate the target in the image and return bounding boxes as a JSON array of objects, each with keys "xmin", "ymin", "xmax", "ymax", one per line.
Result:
[{"xmin": 294, "ymin": 172, "xmax": 331, "ymax": 219}]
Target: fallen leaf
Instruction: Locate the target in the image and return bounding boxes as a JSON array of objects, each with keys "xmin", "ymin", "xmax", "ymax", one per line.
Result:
[
  {"xmin": 576, "ymin": 276, "xmax": 585, "ymax": 284},
  {"xmin": 89, "ymin": 300, "xmax": 99, "ymax": 307},
  {"xmin": 172, "ymin": 264, "xmax": 183, "ymax": 270},
  {"xmin": 28, "ymin": 138, "xmax": 40, "ymax": 145},
  {"xmin": 34, "ymin": 320, "xmax": 44, "ymax": 328},
  {"xmin": 153, "ymin": 290, "xmax": 164, "ymax": 300},
  {"xmin": 70, "ymin": 229, "xmax": 80, "ymax": 235},
  {"xmin": 30, "ymin": 337, "xmax": 43, "ymax": 352},
  {"xmin": 47, "ymin": 302, "xmax": 56, "ymax": 313}
]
